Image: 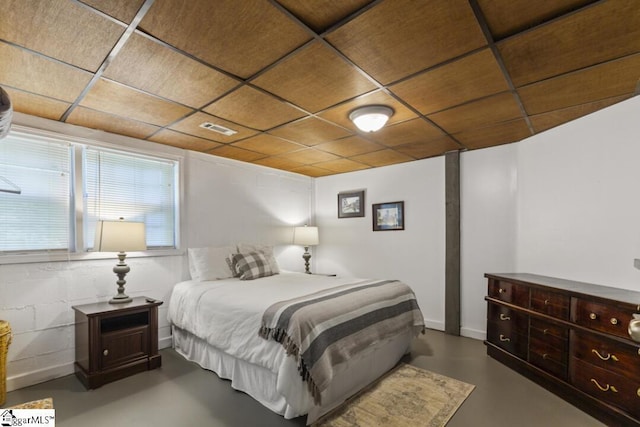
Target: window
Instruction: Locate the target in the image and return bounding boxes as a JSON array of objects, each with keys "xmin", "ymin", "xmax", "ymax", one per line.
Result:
[
  {"xmin": 84, "ymin": 147, "xmax": 177, "ymax": 250},
  {"xmin": 0, "ymin": 128, "xmax": 179, "ymax": 258},
  {"xmin": 0, "ymin": 133, "xmax": 72, "ymax": 252}
]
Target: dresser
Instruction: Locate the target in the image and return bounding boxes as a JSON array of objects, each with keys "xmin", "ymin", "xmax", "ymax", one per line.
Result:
[{"xmin": 485, "ymin": 273, "xmax": 640, "ymax": 426}]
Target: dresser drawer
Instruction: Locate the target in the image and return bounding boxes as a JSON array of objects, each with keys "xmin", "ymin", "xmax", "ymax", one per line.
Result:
[
  {"xmin": 531, "ymin": 288, "xmax": 570, "ymax": 320},
  {"xmin": 487, "ymin": 320, "xmax": 528, "ymax": 359},
  {"xmin": 530, "ymin": 319, "xmax": 568, "ymax": 379},
  {"xmin": 488, "ymin": 279, "xmax": 529, "ymax": 308},
  {"xmin": 487, "ymin": 303, "xmax": 528, "ymax": 330},
  {"xmin": 572, "ymin": 298, "xmax": 636, "ymax": 339},
  {"xmin": 570, "ymin": 358, "xmax": 640, "ymax": 420},
  {"xmin": 571, "ymin": 330, "xmax": 640, "ymax": 381},
  {"xmin": 530, "ymin": 317, "xmax": 568, "ymax": 340}
]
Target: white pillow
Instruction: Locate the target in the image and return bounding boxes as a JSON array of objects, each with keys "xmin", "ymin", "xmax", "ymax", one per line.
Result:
[
  {"xmin": 188, "ymin": 246, "xmax": 237, "ymax": 281},
  {"xmin": 237, "ymin": 243, "xmax": 280, "ymax": 274}
]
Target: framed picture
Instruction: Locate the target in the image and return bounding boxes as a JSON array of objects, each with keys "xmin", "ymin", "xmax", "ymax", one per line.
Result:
[
  {"xmin": 338, "ymin": 190, "xmax": 365, "ymax": 218},
  {"xmin": 372, "ymin": 201, "xmax": 404, "ymax": 231}
]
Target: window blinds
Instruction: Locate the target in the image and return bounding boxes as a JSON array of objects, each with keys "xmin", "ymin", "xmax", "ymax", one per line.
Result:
[
  {"xmin": 83, "ymin": 147, "xmax": 177, "ymax": 250},
  {"xmin": 0, "ymin": 134, "xmax": 71, "ymax": 252}
]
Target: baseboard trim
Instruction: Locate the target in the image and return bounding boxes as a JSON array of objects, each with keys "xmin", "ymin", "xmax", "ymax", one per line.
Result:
[
  {"xmin": 6, "ymin": 362, "xmax": 74, "ymax": 393},
  {"xmin": 461, "ymin": 327, "xmax": 486, "ymax": 341},
  {"xmin": 424, "ymin": 319, "xmax": 444, "ymax": 331},
  {"xmin": 8, "ymin": 337, "xmax": 173, "ymax": 392},
  {"xmin": 159, "ymin": 335, "xmax": 172, "ymax": 349},
  {"xmin": 423, "ymin": 318, "xmax": 486, "ymax": 341}
]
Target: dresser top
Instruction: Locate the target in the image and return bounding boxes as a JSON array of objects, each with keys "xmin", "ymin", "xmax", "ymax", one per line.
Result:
[{"xmin": 485, "ymin": 273, "xmax": 640, "ymax": 306}]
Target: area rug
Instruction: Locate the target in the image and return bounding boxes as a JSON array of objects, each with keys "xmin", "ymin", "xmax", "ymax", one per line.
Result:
[
  {"xmin": 8, "ymin": 397, "xmax": 53, "ymax": 409},
  {"xmin": 313, "ymin": 364, "xmax": 474, "ymax": 427}
]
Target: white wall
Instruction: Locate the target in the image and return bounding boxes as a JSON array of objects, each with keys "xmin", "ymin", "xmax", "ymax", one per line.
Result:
[
  {"xmin": 0, "ymin": 114, "xmax": 313, "ymax": 391},
  {"xmin": 314, "ymin": 157, "xmax": 446, "ymax": 331},
  {"xmin": 184, "ymin": 151, "xmax": 314, "ymax": 273},
  {"xmin": 460, "ymin": 144, "xmax": 518, "ymax": 338},
  {"xmin": 516, "ymin": 96, "xmax": 640, "ymax": 289},
  {"xmin": 313, "ymin": 146, "xmax": 518, "ymax": 339}
]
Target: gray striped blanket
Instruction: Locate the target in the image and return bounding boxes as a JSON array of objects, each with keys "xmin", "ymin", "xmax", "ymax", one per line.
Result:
[{"xmin": 258, "ymin": 278, "xmax": 425, "ymax": 405}]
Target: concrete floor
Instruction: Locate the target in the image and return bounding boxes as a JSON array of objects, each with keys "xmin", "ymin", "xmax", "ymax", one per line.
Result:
[{"xmin": 3, "ymin": 329, "xmax": 604, "ymax": 426}]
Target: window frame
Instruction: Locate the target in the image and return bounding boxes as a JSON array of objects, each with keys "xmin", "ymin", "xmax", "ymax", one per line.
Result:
[{"xmin": 0, "ymin": 125, "xmax": 185, "ymax": 265}]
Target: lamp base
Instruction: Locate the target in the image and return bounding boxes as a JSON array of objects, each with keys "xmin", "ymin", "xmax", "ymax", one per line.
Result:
[
  {"xmin": 303, "ymin": 246, "xmax": 312, "ymax": 274},
  {"xmin": 109, "ymin": 252, "xmax": 132, "ymax": 304},
  {"xmin": 109, "ymin": 295, "xmax": 132, "ymax": 304}
]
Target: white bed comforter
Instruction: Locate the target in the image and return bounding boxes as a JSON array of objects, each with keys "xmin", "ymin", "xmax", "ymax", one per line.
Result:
[{"xmin": 167, "ymin": 272, "xmax": 363, "ymax": 376}]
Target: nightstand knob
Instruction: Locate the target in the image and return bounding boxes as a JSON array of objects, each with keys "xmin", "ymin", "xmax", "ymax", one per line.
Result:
[
  {"xmin": 103, "ymin": 349, "xmax": 109, "ymax": 356},
  {"xmin": 589, "ymin": 313, "xmax": 597, "ymax": 320},
  {"xmin": 611, "ymin": 318, "xmax": 618, "ymax": 325}
]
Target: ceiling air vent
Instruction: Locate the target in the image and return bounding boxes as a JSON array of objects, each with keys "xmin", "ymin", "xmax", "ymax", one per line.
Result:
[{"xmin": 199, "ymin": 122, "xmax": 238, "ymax": 136}]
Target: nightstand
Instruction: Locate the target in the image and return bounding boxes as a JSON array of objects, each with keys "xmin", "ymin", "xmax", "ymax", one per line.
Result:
[{"xmin": 73, "ymin": 297, "xmax": 163, "ymax": 389}]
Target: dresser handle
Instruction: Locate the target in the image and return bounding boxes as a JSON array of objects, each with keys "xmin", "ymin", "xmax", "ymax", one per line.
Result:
[
  {"xmin": 543, "ymin": 328, "xmax": 549, "ymax": 334},
  {"xmin": 498, "ymin": 288, "xmax": 506, "ymax": 294},
  {"xmin": 103, "ymin": 349, "xmax": 109, "ymax": 356},
  {"xmin": 544, "ymin": 299, "xmax": 550, "ymax": 305},
  {"xmin": 499, "ymin": 314, "xmax": 511, "ymax": 321},
  {"xmin": 637, "ymin": 388, "xmax": 640, "ymax": 398},
  {"xmin": 542, "ymin": 353, "xmax": 549, "ymax": 360},
  {"xmin": 610, "ymin": 318, "xmax": 618, "ymax": 325},
  {"xmin": 499, "ymin": 334, "xmax": 511, "ymax": 342},
  {"xmin": 589, "ymin": 313, "xmax": 597, "ymax": 320},
  {"xmin": 630, "ymin": 316, "xmax": 640, "ymax": 342},
  {"xmin": 590, "ymin": 379, "xmax": 618, "ymax": 393},
  {"xmin": 591, "ymin": 349, "xmax": 618, "ymax": 362}
]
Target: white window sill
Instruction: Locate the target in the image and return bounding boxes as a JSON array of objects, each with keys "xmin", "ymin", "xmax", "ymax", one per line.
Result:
[{"xmin": 0, "ymin": 248, "xmax": 185, "ymax": 265}]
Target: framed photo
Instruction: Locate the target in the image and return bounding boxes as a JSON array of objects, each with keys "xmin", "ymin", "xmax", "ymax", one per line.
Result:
[
  {"xmin": 338, "ymin": 190, "xmax": 365, "ymax": 218},
  {"xmin": 372, "ymin": 201, "xmax": 404, "ymax": 231}
]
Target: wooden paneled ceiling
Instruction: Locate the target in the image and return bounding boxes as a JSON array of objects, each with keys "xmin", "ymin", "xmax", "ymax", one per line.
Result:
[{"xmin": 1, "ymin": 0, "xmax": 638, "ymax": 177}]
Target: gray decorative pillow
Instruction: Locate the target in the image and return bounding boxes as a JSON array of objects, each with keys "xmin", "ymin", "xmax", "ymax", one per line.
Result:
[
  {"xmin": 226, "ymin": 253, "xmax": 241, "ymax": 277},
  {"xmin": 237, "ymin": 243, "xmax": 280, "ymax": 274},
  {"xmin": 231, "ymin": 251, "xmax": 273, "ymax": 280}
]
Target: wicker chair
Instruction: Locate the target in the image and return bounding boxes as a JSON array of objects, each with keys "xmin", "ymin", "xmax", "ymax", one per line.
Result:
[{"xmin": 0, "ymin": 320, "xmax": 11, "ymax": 406}]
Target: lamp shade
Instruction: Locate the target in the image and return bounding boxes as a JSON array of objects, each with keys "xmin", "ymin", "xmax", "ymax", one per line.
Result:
[
  {"xmin": 293, "ymin": 226, "xmax": 319, "ymax": 246},
  {"xmin": 94, "ymin": 220, "xmax": 146, "ymax": 252},
  {"xmin": 349, "ymin": 105, "xmax": 394, "ymax": 132},
  {"xmin": 0, "ymin": 86, "xmax": 13, "ymax": 140}
]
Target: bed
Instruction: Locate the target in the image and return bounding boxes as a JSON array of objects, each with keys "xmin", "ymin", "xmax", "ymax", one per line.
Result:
[{"xmin": 168, "ymin": 246, "xmax": 425, "ymax": 424}]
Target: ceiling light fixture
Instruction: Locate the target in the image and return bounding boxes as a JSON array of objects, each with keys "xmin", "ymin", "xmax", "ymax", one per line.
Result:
[{"xmin": 349, "ymin": 105, "xmax": 394, "ymax": 132}]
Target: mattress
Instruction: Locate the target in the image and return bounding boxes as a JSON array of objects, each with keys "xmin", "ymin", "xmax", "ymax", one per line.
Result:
[{"xmin": 167, "ymin": 272, "xmax": 420, "ymax": 423}]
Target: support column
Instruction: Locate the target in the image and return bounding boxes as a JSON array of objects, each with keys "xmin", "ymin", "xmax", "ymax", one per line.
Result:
[{"xmin": 445, "ymin": 150, "xmax": 461, "ymax": 335}]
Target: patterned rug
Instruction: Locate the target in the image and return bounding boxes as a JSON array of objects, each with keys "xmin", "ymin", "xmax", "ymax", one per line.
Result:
[
  {"xmin": 8, "ymin": 397, "xmax": 53, "ymax": 409},
  {"xmin": 313, "ymin": 364, "xmax": 474, "ymax": 427}
]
